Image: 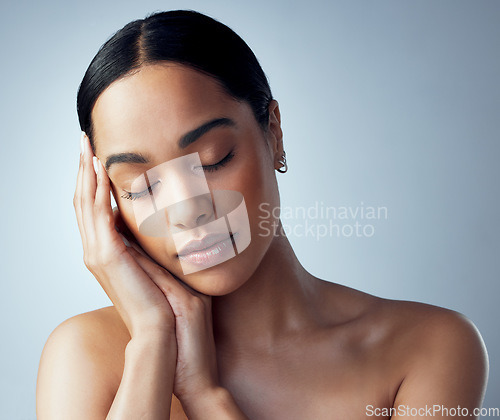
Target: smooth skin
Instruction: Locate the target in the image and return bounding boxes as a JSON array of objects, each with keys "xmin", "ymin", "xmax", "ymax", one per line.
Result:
[{"xmin": 37, "ymin": 63, "xmax": 488, "ymax": 419}]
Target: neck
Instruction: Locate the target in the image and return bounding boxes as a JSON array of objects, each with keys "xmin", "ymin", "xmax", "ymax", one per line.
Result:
[{"xmin": 212, "ymin": 223, "xmax": 320, "ymax": 352}]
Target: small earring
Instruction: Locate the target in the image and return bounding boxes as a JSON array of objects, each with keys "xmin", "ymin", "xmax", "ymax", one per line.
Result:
[{"xmin": 277, "ymin": 150, "xmax": 288, "ymax": 173}]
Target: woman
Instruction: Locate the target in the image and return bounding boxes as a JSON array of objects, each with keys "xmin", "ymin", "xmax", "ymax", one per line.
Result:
[{"xmin": 36, "ymin": 9, "xmax": 488, "ymax": 419}]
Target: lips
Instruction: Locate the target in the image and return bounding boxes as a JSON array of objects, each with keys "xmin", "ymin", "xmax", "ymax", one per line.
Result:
[{"xmin": 177, "ymin": 232, "xmax": 232, "ymax": 257}]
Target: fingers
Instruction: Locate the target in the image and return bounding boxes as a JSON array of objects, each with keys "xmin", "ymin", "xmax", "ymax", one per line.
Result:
[
  {"xmin": 74, "ymin": 131, "xmax": 119, "ymax": 267},
  {"xmin": 93, "ymin": 156, "xmax": 125, "ymax": 260},
  {"xmin": 113, "ymin": 206, "xmax": 135, "ymax": 244},
  {"xmin": 71, "ymin": 133, "xmax": 181, "ymax": 337},
  {"xmin": 80, "ymin": 133, "xmax": 97, "ymax": 247},
  {"xmin": 113, "ymin": 206, "xmax": 125, "ymax": 232},
  {"xmin": 127, "ymin": 247, "xmax": 206, "ymax": 315},
  {"xmin": 74, "ymin": 133, "xmax": 88, "ymax": 250}
]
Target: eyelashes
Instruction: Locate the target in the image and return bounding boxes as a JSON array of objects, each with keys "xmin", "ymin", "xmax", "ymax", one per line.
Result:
[
  {"xmin": 120, "ymin": 180, "xmax": 160, "ymax": 201},
  {"xmin": 120, "ymin": 150, "xmax": 235, "ymax": 201},
  {"xmin": 196, "ymin": 149, "xmax": 235, "ymax": 173}
]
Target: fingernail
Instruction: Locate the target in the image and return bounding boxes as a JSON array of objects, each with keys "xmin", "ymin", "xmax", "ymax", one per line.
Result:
[
  {"xmin": 80, "ymin": 132, "xmax": 85, "ymax": 155},
  {"xmin": 93, "ymin": 156, "xmax": 100, "ymax": 175},
  {"xmin": 120, "ymin": 233, "xmax": 131, "ymax": 247}
]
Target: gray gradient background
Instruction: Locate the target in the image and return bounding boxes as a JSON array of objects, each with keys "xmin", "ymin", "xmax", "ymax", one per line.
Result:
[{"xmin": 0, "ymin": 0, "xmax": 498, "ymax": 418}]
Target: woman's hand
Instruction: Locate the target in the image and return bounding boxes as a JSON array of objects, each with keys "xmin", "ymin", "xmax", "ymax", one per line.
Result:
[
  {"xmin": 126, "ymin": 223, "xmax": 249, "ymax": 419},
  {"xmin": 115, "ymin": 203, "xmax": 220, "ymax": 403},
  {"xmin": 73, "ymin": 131, "xmax": 176, "ymax": 339},
  {"xmin": 129, "ymin": 245, "xmax": 219, "ymax": 391},
  {"xmin": 74, "ymin": 132, "xmax": 245, "ymax": 418}
]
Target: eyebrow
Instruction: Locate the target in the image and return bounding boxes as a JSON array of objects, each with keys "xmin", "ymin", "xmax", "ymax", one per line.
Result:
[{"xmin": 104, "ymin": 117, "xmax": 236, "ymax": 172}]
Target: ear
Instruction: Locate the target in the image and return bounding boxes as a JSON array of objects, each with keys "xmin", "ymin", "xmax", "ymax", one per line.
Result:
[{"xmin": 266, "ymin": 99, "xmax": 284, "ymax": 170}]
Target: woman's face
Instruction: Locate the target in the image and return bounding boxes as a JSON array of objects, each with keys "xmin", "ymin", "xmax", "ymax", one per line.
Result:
[{"xmin": 91, "ymin": 63, "xmax": 283, "ymax": 296}]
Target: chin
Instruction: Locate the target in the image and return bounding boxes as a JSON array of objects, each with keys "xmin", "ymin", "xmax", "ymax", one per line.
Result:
[
  {"xmin": 177, "ymin": 255, "xmax": 253, "ymax": 296},
  {"xmin": 141, "ymin": 222, "xmax": 272, "ymax": 296}
]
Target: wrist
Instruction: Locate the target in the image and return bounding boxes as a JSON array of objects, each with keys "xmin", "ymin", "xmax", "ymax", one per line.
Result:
[
  {"xmin": 127, "ymin": 330, "xmax": 176, "ymax": 353},
  {"xmin": 129, "ymin": 319, "xmax": 176, "ymax": 341},
  {"xmin": 129, "ymin": 315, "xmax": 176, "ymax": 340},
  {"xmin": 181, "ymin": 386, "xmax": 248, "ymax": 420}
]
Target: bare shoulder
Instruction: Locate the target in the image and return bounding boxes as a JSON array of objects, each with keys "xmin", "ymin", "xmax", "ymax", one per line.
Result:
[
  {"xmin": 41, "ymin": 305, "xmax": 130, "ymax": 367},
  {"xmin": 321, "ymin": 280, "xmax": 489, "ymax": 409},
  {"xmin": 36, "ymin": 306, "xmax": 129, "ymax": 419},
  {"xmin": 373, "ymin": 297, "xmax": 489, "ymax": 369},
  {"xmin": 317, "ymin": 280, "xmax": 488, "ymax": 411},
  {"xmin": 382, "ymin": 299, "xmax": 489, "ymax": 411},
  {"xmin": 318, "ymin": 279, "xmax": 488, "ymax": 361}
]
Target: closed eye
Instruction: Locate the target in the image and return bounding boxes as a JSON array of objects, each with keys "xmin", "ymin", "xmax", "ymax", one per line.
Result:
[
  {"xmin": 120, "ymin": 180, "xmax": 160, "ymax": 201},
  {"xmin": 197, "ymin": 150, "xmax": 235, "ymax": 173},
  {"xmin": 120, "ymin": 150, "xmax": 235, "ymax": 201}
]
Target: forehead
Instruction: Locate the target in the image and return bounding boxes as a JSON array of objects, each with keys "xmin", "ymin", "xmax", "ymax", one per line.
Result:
[{"xmin": 91, "ymin": 63, "xmax": 243, "ymax": 157}]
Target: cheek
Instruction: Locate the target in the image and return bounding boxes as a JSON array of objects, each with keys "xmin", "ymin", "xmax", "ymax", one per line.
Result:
[
  {"xmin": 230, "ymin": 140, "xmax": 281, "ymax": 245},
  {"xmin": 203, "ymin": 136, "xmax": 279, "ymax": 228},
  {"xmin": 113, "ymin": 194, "xmax": 175, "ymax": 268}
]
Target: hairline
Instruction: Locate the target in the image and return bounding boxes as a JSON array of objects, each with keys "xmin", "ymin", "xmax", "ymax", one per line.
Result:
[{"xmin": 89, "ymin": 60, "xmax": 270, "ymax": 154}]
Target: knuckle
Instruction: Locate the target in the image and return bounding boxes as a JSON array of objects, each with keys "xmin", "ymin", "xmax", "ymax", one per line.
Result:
[
  {"xmin": 82, "ymin": 254, "xmax": 92, "ymax": 270},
  {"xmin": 73, "ymin": 194, "xmax": 80, "ymax": 208},
  {"xmin": 85, "ymin": 250, "xmax": 114, "ymax": 270}
]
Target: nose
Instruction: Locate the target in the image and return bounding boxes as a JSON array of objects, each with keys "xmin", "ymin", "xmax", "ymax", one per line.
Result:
[{"xmin": 166, "ymin": 193, "xmax": 215, "ymax": 231}]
